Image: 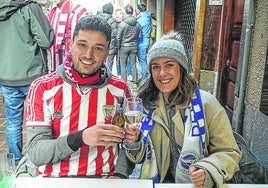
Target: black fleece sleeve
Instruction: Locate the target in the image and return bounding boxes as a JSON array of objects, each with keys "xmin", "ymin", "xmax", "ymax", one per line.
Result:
[{"xmin": 67, "ymin": 130, "xmax": 84, "ymax": 151}]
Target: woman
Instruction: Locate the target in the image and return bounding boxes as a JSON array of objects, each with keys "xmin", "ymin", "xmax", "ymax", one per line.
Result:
[{"xmin": 131, "ymin": 31, "xmax": 241, "ymax": 187}]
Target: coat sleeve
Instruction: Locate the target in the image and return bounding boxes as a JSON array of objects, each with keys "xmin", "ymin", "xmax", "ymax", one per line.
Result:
[
  {"xmin": 116, "ymin": 22, "xmax": 124, "ymax": 49},
  {"xmin": 114, "ymin": 146, "xmax": 135, "ymax": 178},
  {"xmin": 194, "ymin": 91, "xmax": 241, "ymax": 188},
  {"xmin": 27, "ymin": 2, "xmax": 54, "ymax": 48}
]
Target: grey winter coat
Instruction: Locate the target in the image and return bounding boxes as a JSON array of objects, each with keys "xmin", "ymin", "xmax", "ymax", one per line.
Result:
[
  {"xmin": 99, "ymin": 13, "xmax": 118, "ymax": 55},
  {"xmin": 117, "ymin": 15, "xmax": 141, "ymax": 48}
]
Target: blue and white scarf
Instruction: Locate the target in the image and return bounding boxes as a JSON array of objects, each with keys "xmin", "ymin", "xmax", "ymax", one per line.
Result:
[{"xmin": 175, "ymin": 88, "xmax": 206, "ymax": 182}]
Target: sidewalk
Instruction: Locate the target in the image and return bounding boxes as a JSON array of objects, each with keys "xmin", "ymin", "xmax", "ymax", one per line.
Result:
[{"xmin": 0, "ymin": 91, "xmax": 8, "ymax": 152}]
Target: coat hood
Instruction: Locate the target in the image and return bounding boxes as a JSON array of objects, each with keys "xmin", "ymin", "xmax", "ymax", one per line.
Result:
[
  {"xmin": 137, "ymin": 10, "xmax": 152, "ymax": 19},
  {"xmin": 123, "ymin": 15, "xmax": 138, "ymax": 26},
  {"xmin": 0, "ymin": 0, "xmax": 32, "ymax": 21}
]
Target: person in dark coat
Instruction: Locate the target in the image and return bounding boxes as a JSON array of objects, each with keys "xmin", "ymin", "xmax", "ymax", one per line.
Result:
[
  {"xmin": 100, "ymin": 3, "xmax": 118, "ymax": 74},
  {"xmin": 117, "ymin": 4, "xmax": 141, "ymax": 84}
]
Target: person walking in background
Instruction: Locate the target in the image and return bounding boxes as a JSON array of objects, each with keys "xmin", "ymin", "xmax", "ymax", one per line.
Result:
[
  {"xmin": 136, "ymin": 3, "xmax": 152, "ymax": 81},
  {"xmin": 114, "ymin": 7, "xmax": 124, "ymax": 77},
  {"xmin": 99, "ymin": 3, "xmax": 118, "ymax": 75},
  {"xmin": 47, "ymin": 0, "xmax": 89, "ymax": 72},
  {"xmin": 25, "ymin": 15, "xmax": 138, "ymax": 178},
  {"xmin": 127, "ymin": 31, "xmax": 241, "ymax": 187},
  {"xmin": 0, "ymin": 0, "xmax": 54, "ymax": 165},
  {"xmin": 117, "ymin": 4, "xmax": 140, "ymax": 85}
]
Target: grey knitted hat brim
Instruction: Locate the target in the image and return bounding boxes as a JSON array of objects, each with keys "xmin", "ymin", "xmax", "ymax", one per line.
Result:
[{"xmin": 147, "ymin": 39, "xmax": 189, "ymax": 72}]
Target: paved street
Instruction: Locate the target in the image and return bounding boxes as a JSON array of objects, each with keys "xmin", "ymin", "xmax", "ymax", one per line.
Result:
[{"xmin": 0, "ymin": 91, "xmax": 8, "ymax": 152}]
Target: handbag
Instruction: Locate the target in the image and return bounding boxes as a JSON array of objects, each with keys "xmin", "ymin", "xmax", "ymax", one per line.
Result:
[{"xmin": 226, "ymin": 132, "xmax": 268, "ymax": 184}]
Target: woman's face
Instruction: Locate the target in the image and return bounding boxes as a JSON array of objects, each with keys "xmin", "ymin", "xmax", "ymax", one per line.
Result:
[{"xmin": 151, "ymin": 57, "xmax": 181, "ymax": 100}]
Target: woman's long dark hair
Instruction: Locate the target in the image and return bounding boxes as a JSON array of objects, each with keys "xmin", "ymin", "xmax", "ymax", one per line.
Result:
[{"xmin": 138, "ymin": 31, "xmax": 198, "ymax": 108}]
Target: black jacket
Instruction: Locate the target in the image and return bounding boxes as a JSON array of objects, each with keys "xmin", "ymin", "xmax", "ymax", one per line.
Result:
[
  {"xmin": 117, "ymin": 15, "xmax": 141, "ymax": 48},
  {"xmin": 99, "ymin": 13, "xmax": 118, "ymax": 54}
]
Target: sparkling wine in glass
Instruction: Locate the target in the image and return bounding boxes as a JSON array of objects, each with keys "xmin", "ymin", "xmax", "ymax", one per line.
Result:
[
  {"xmin": 124, "ymin": 110, "xmax": 142, "ymax": 128},
  {"xmin": 123, "ymin": 97, "xmax": 143, "ymax": 150}
]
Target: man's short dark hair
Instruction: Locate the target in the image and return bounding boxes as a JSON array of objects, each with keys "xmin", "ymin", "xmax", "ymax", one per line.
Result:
[
  {"xmin": 137, "ymin": 3, "xmax": 146, "ymax": 12},
  {"xmin": 72, "ymin": 15, "xmax": 112, "ymax": 44},
  {"xmin": 124, "ymin": 4, "xmax": 133, "ymax": 15}
]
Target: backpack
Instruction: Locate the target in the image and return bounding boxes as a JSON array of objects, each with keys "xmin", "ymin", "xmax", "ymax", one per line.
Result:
[{"xmin": 226, "ymin": 132, "xmax": 268, "ymax": 184}]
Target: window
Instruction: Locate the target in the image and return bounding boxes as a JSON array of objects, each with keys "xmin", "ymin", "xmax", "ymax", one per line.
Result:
[{"xmin": 260, "ymin": 46, "xmax": 268, "ymax": 115}]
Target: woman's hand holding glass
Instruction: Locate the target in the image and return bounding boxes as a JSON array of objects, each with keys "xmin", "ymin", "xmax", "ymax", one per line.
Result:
[{"xmin": 122, "ymin": 97, "xmax": 143, "ymax": 150}]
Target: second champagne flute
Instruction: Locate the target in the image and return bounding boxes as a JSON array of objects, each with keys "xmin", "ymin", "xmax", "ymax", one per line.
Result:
[{"xmin": 123, "ymin": 97, "xmax": 143, "ymax": 150}]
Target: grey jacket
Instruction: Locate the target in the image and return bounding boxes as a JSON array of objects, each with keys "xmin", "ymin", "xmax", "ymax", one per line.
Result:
[
  {"xmin": 99, "ymin": 13, "xmax": 118, "ymax": 55},
  {"xmin": 0, "ymin": 0, "xmax": 54, "ymax": 86},
  {"xmin": 117, "ymin": 15, "xmax": 140, "ymax": 48}
]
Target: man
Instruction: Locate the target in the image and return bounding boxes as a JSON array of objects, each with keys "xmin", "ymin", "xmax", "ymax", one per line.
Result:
[
  {"xmin": 47, "ymin": 0, "xmax": 89, "ymax": 72},
  {"xmin": 117, "ymin": 4, "xmax": 140, "ymax": 84},
  {"xmin": 0, "ymin": 0, "xmax": 54, "ymax": 165},
  {"xmin": 99, "ymin": 3, "xmax": 118, "ymax": 75},
  {"xmin": 25, "ymin": 15, "xmax": 137, "ymax": 178},
  {"xmin": 114, "ymin": 8, "xmax": 124, "ymax": 77},
  {"xmin": 136, "ymin": 3, "xmax": 152, "ymax": 81}
]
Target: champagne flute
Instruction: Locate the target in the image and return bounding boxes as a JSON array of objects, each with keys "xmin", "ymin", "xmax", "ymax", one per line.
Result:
[
  {"xmin": 0, "ymin": 152, "xmax": 16, "ymax": 188},
  {"xmin": 123, "ymin": 97, "xmax": 143, "ymax": 150}
]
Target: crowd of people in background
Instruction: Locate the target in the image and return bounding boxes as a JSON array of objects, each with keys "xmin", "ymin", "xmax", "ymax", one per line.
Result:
[{"xmin": 46, "ymin": 0, "xmax": 153, "ymax": 85}]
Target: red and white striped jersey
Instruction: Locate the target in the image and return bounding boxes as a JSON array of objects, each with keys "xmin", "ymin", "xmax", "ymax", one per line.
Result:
[{"xmin": 25, "ymin": 71, "xmax": 132, "ymax": 177}]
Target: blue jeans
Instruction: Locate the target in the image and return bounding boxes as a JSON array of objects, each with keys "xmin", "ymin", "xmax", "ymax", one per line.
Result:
[
  {"xmin": 119, "ymin": 46, "xmax": 138, "ymax": 82},
  {"xmin": 1, "ymin": 85, "xmax": 29, "ymax": 164},
  {"xmin": 137, "ymin": 45, "xmax": 149, "ymax": 79},
  {"xmin": 116, "ymin": 54, "xmax": 121, "ymax": 76}
]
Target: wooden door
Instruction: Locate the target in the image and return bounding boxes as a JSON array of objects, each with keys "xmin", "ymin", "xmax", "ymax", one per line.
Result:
[{"xmin": 217, "ymin": 0, "xmax": 245, "ymax": 121}]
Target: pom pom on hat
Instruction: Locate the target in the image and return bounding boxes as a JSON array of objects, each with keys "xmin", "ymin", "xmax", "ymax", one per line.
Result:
[
  {"xmin": 147, "ymin": 39, "xmax": 189, "ymax": 72},
  {"xmin": 103, "ymin": 3, "xmax": 114, "ymax": 14}
]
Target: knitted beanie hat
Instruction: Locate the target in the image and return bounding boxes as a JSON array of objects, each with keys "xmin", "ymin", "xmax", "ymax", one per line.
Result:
[
  {"xmin": 147, "ymin": 39, "xmax": 189, "ymax": 72},
  {"xmin": 103, "ymin": 3, "xmax": 114, "ymax": 14}
]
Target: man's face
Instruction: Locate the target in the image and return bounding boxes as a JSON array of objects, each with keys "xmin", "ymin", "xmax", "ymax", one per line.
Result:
[
  {"xmin": 115, "ymin": 9, "xmax": 124, "ymax": 20},
  {"xmin": 70, "ymin": 30, "xmax": 109, "ymax": 75}
]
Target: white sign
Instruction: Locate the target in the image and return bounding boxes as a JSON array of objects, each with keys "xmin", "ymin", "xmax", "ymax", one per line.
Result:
[{"xmin": 209, "ymin": 0, "xmax": 222, "ymax": 5}]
